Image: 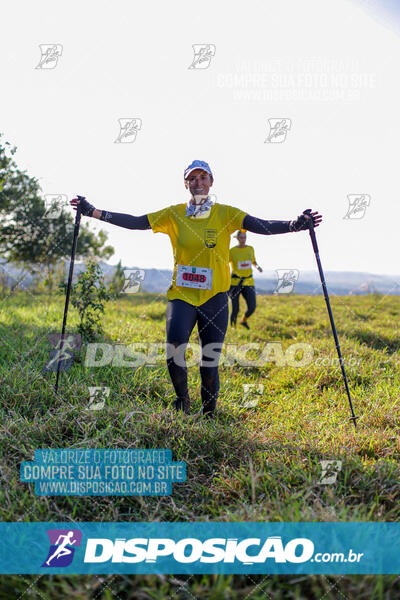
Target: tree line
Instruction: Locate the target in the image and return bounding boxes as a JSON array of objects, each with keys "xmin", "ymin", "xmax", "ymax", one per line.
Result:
[{"xmin": 0, "ymin": 134, "xmax": 122, "ymax": 294}]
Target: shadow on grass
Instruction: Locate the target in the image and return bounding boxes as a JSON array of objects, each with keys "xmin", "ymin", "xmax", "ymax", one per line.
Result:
[{"xmin": 348, "ymin": 329, "xmax": 400, "ymax": 353}]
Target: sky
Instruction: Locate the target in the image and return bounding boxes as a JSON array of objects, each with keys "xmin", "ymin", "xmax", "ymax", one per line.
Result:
[{"xmin": 1, "ymin": 0, "xmax": 399, "ymax": 276}]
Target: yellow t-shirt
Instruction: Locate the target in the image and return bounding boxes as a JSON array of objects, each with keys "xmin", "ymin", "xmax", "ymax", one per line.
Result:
[
  {"xmin": 229, "ymin": 245, "xmax": 256, "ymax": 286},
  {"xmin": 147, "ymin": 203, "xmax": 247, "ymax": 306}
]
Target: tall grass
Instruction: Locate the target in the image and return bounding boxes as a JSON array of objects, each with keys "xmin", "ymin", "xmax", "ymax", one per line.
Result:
[{"xmin": 0, "ymin": 291, "xmax": 399, "ymax": 598}]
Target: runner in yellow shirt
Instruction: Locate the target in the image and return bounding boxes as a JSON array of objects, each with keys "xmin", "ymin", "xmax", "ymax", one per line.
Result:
[
  {"xmin": 229, "ymin": 230, "xmax": 263, "ymax": 329},
  {"xmin": 70, "ymin": 159, "xmax": 322, "ymax": 419}
]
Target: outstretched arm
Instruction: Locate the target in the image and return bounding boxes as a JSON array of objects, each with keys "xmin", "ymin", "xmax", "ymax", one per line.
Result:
[
  {"xmin": 98, "ymin": 210, "xmax": 150, "ymax": 229},
  {"xmin": 243, "ymin": 210, "xmax": 322, "ymax": 235},
  {"xmin": 70, "ymin": 197, "xmax": 151, "ymax": 230},
  {"xmin": 243, "ymin": 214, "xmax": 290, "ymax": 235}
]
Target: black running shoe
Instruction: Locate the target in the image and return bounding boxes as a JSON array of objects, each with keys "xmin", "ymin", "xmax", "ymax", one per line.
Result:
[{"xmin": 240, "ymin": 321, "xmax": 250, "ymax": 330}]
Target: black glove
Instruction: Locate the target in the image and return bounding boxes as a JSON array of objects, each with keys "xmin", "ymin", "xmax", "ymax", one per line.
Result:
[
  {"xmin": 76, "ymin": 196, "xmax": 96, "ymax": 217},
  {"xmin": 289, "ymin": 209, "xmax": 322, "ymax": 232}
]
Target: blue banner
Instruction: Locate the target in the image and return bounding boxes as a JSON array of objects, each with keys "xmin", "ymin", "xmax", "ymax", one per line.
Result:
[{"xmin": 0, "ymin": 522, "xmax": 399, "ymax": 574}]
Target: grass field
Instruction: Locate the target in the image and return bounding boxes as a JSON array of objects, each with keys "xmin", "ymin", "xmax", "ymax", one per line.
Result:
[{"xmin": 0, "ymin": 290, "xmax": 399, "ymax": 598}]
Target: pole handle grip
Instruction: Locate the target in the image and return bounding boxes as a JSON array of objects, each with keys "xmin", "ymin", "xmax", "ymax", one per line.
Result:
[
  {"xmin": 75, "ymin": 195, "xmax": 85, "ymax": 218},
  {"xmin": 305, "ymin": 212, "xmax": 319, "ymax": 254}
]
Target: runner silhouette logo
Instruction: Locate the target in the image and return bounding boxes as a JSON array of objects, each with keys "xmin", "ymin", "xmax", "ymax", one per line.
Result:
[{"xmin": 42, "ymin": 529, "xmax": 82, "ymax": 567}]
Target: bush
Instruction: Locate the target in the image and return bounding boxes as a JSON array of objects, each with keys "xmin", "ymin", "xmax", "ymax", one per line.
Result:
[{"xmin": 58, "ymin": 259, "xmax": 112, "ymax": 342}]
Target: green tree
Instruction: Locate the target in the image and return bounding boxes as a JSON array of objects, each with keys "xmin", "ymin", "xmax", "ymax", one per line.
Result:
[{"xmin": 0, "ymin": 134, "xmax": 114, "ymax": 293}]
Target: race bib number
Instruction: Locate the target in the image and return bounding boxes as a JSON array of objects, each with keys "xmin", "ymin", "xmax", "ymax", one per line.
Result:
[
  {"xmin": 176, "ymin": 265, "xmax": 213, "ymax": 290},
  {"xmin": 238, "ymin": 260, "xmax": 251, "ymax": 270}
]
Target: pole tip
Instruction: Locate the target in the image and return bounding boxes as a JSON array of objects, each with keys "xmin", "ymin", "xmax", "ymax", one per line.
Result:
[{"xmin": 350, "ymin": 415, "xmax": 359, "ymax": 428}]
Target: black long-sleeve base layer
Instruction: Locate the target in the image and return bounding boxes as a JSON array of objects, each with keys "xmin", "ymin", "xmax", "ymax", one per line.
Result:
[
  {"xmin": 100, "ymin": 211, "xmax": 151, "ymax": 229},
  {"xmin": 99, "ymin": 209, "xmax": 291, "ymax": 235}
]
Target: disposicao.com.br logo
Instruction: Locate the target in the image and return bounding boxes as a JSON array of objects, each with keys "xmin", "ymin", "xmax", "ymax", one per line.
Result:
[
  {"xmin": 82, "ymin": 536, "xmax": 361, "ymax": 565},
  {"xmin": 39, "ymin": 531, "xmax": 364, "ymax": 571}
]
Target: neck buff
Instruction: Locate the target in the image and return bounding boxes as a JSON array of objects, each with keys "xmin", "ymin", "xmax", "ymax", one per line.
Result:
[{"xmin": 185, "ymin": 196, "xmax": 214, "ymax": 218}]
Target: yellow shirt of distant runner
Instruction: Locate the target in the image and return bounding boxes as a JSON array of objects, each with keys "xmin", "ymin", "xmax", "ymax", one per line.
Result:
[
  {"xmin": 229, "ymin": 245, "xmax": 256, "ymax": 286},
  {"xmin": 147, "ymin": 203, "xmax": 246, "ymax": 306}
]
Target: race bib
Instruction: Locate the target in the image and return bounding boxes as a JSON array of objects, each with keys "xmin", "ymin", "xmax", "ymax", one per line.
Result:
[
  {"xmin": 176, "ymin": 265, "xmax": 213, "ymax": 290},
  {"xmin": 238, "ymin": 260, "xmax": 251, "ymax": 270}
]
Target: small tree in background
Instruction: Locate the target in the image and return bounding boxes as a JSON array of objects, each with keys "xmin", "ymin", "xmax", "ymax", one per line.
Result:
[
  {"xmin": 108, "ymin": 259, "xmax": 126, "ymax": 298},
  {"xmin": 58, "ymin": 259, "xmax": 112, "ymax": 342},
  {"xmin": 33, "ymin": 259, "xmax": 65, "ymax": 293}
]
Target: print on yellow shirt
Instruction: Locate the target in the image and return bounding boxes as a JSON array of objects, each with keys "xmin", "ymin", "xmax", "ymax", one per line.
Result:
[
  {"xmin": 147, "ymin": 203, "xmax": 247, "ymax": 306},
  {"xmin": 229, "ymin": 245, "xmax": 256, "ymax": 286}
]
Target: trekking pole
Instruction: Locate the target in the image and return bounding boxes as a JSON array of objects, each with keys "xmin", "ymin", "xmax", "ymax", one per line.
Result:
[
  {"xmin": 54, "ymin": 195, "xmax": 83, "ymax": 394},
  {"xmin": 306, "ymin": 211, "xmax": 358, "ymax": 427}
]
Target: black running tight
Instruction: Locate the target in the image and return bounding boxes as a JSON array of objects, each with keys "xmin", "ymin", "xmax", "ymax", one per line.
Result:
[
  {"xmin": 229, "ymin": 285, "xmax": 256, "ymax": 325},
  {"xmin": 166, "ymin": 292, "xmax": 229, "ymax": 415}
]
